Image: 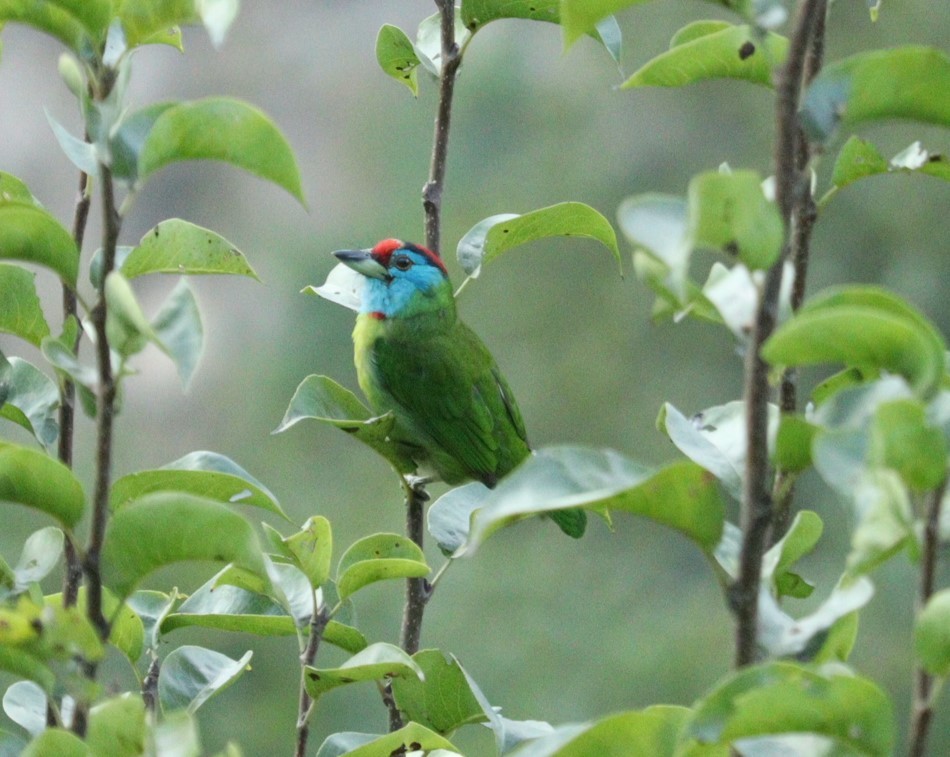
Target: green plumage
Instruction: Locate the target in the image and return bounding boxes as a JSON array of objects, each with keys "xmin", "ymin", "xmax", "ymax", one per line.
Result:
[{"xmin": 338, "ymin": 240, "xmax": 586, "ymax": 538}]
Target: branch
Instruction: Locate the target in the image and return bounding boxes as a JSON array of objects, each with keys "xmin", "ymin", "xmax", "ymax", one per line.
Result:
[
  {"xmin": 400, "ymin": 479, "xmax": 432, "ymax": 658},
  {"xmin": 770, "ymin": 4, "xmax": 827, "ymax": 543},
  {"xmin": 142, "ymin": 655, "xmax": 161, "ymax": 715},
  {"xmin": 61, "ymin": 166, "xmax": 91, "ymax": 608},
  {"xmin": 84, "ymin": 161, "xmax": 121, "ymax": 641},
  {"xmin": 732, "ymin": 0, "xmax": 827, "ymax": 668},
  {"xmin": 422, "ymin": 0, "xmax": 462, "ymax": 254},
  {"xmin": 908, "ymin": 477, "xmax": 947, "ymax": 757},
  {"xmin": 295, "ymin": 605, "xmax": 329, "ymax": 757}
]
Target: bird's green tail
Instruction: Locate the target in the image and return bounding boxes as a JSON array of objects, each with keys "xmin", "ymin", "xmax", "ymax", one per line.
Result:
[{"xmin": 549, "ymin": 508, "xmax": 587, "ymax": 538}]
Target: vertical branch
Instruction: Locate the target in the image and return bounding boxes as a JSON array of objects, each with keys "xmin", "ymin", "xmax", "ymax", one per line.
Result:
[
  {"xmin": 141, "ymin": 656, "xmax": 161, "ymax": 716},
  {"xmin": 84, "ymin": 161, "xmax": 121, "ymax": 641},
  {"xmin": 295, "ymin": 607, "xmax": 329, "ymax": 757},
  {"xmin": 732, "ymin": 0, "xmax": 826, "ymax": 668},
  {"xmin": 395, "ymin": 0, "xmax": 463, "ymax": 685},
  {"xmin": 61, "ymin": 167, "xmax": 91, "ymax": 607},
  {"xmin": 770, "ymin": 5, "xmax": 827, "ymax": 543},
  {"xmin": 908, "ymin": 477, "xmax": 947, "ymax": 757},
  {"xmin": 422, "ymin": 0, "xmax": 462, "ymax": 254}
]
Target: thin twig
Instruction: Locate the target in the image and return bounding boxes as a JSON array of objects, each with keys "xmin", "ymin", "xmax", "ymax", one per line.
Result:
[
  {"xmin": 732, "ymin": 0, "xmax": 826, "ymax": 668},
  {"xmin": 84, "ymin": 161, "xmax": 121, "ymax": 641},
  {"xmin": 400, "ymin": 480, "xmax": 431, "ymax": 657},
  {"xmin": 770, "ymin": 2, "xmax": 827, "ymax": 544},
  {"xmin": 295, "ymin": 605, "xmax": 330, "ymax": 757},
  {"xmin": 142, "ymin": 655, "xmax": 161, "ymax": 715},
  {"xmin": 422, "ymin": 0, "xmax": 462, "ymax": 254},
  {"xmin": 908, "ymin": 477, "xmax": 947, "ymax": 757},
  {"xmin": 61, "ymin": 166, "xmax": 91, "ymax": 607}
]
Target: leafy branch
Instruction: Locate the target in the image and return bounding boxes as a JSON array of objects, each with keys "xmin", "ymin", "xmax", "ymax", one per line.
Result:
[{"xmin": 732, "ymin": 0, "xmax": 828, "ymax": 668}]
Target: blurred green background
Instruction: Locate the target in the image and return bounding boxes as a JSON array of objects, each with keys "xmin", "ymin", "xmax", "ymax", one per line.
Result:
[{"xmin": 1, "ymin": 1, "xmax": 948, "ymax": 754}]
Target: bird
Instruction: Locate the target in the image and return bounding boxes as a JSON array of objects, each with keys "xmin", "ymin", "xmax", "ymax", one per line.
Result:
[{"xmin": 333, "ymin": 238, "xmax": 587, "ymax": 538}]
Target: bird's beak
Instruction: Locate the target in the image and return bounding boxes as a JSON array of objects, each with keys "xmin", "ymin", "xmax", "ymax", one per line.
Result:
[{"xmin": 333, "ymin": 249, "xmax": 391, "ymax": 281}]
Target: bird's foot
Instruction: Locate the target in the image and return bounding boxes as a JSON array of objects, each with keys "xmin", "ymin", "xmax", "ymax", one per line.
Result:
[{"xmin": 404, "ymin": 474, "xmax": 433, "ymax": 502}]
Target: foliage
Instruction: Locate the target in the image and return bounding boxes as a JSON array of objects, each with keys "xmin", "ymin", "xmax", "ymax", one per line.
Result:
[{"xmin": 0, "ymin": 0, "xmax": 947, "ymax": 756}]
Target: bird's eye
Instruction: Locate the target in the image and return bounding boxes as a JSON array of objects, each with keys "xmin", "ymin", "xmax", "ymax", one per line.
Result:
[{"xmin": 392, "ymin": 255, "xmax": 413, "ymax": 271}]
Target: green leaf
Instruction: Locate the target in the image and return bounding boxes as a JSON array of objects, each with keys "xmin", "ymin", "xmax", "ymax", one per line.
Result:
[
  {"xmin": 109, "ymin": 102, "xmax": 177, "ymax": 183},
  {"xmin": 463, "ymin": 0, "xmax": 621, "ymax": 62},
  {"xmin": 870, "ymin": 399, "xmax": 947, "ymax": 492},
  {"xmin": 0, "ymin": 647, "xmax": 54, "ymax": 693},
  {"xmin": 772, "ymin": 414, "xmax": 817, "ymax": 473},
  {"xmin": 659, "ymin": 401, "xmax": 779, "ymax": 502},
  {"xmin": 617, "ymin": 194, "xmax": 689, "ymax": 300},
  {"xmin": 802, "ymin": 46, "xmax": 950, "ymax": 143},
  {"xmin": 45, "ymin": 587, "xmax": 145, "ymax": 663},
  {"xmin": 846, "ymin": 470, "xmax": 916, "ymax": 577},
  {"xmin": 0, "ymin": 0, "xmax": 89, "ymax": 52},
  {"xmin": 826, "ymin": 137, "xmax": 950, "ymax": 203},
  {"xmin": 0, "ymin": 201, "xmax": 79, "ymax": 286},
  {"xmin": 427, "ymin": 483, "xmax": 484, "ymax": 554},
  {"xmin": 164, "ymin": 581, "xmax": 295, "ymax": 638},
  {"xmin": 456, "ymin": 202, "xmax": 620, "ymax": 278},
  {"xmin": 0, "ymin": 356, "xmax": 60, "ymax": 450},
  {"xmin": 915, "ymin": 589, "xmax": 950, "ymax": 676},
  {"xmin": 137, "ymin": 97, "xmax": 305, "ymax": 204},
  {"xmin": 46, "ymin": 0, "xmax": 112, "ymax": 41},
  {"xmin": 104, "ymin": 271, "xmax": 165, "ymax": 359},
  {"xmin": 303, "ymin": 642, "xmax": 424, "ymax": 700},
  {"xmin": 336, "ymin": 533, "xmax": 429, "ymax": 600},
  {"xmin": 757, "ymin": 577, "xmax": 874, "ymax": 659},
  {"xmin": 274, "ymin": 374, "xmax": 416, "ymax": 474},
  {"xmin": 762, "ymin": 286, "xmax": 947, "ymax": 400},
  {"xmin": 87, "ymin": 695, "xmax": 146, "ymax": 757},
  {"xmin": 315, "ymin": 723, "xmax": 459, "ymax": 757},
  {"xmin": 512, "ymin": 706, "xmax": 693, "ymax": 757},
  {"xmin": 453, "ymin": 447, "xmax": 724, "ymax": 555},
  {"xmin": 376, "ymin": 24, "xmax": 420, "ymax": 96},
  {"xmin": 110, "ymin": 450, "xmax": 284, "ymax": 518},
  {"xmin": 46, "ymin": 109, "xmax": 99, "ymax": 177},
  {"xmin": 391, "ymin": 650, "xmax": 485, "ymax": 734},
  {"xmin": 116, "ymin": 0, "xmax": 196, "ymax": 48},
  {"xmin": 682, "ymin": 662, "xmax": 894, "ymax": 755},
  {"xmin": 687, "ymin": 170, "xmax": 784, "ymax": 270},
  {"xmin": 20, "ymin": 728, "xmax": 88, "ymax": 757},
  {"xmin": 622, "ymin": 23, "xmax": 787, "ymax": 90},
  {"xmin": 0, "ymin": 264, "xmax": 50, "ymax": 346},
  {"xmin": 0, "ymin": 171, "xmax": 36, "ymax": 203},
  {"xmin": 0, "ymin": 441, "xmax": 84, "ymax": 527},
  {"xmin": 122, "ymin": 219, "xmax": 259, "ymax": 279},
  {"xmin": 149, "ymin": 710, "xmax": 202, "ymax": 757},
  {"xmin": 152, "ymin": 279, "xmax": 204, "ymax": 389},
  {"xmin": 158, "ymin": 645, "xmax": 252, "ymax": 715},
  {"xmin": 762, "ymin": 510, "xmax": 822, "ymax": 599},
  {"xmin": 101, "ymin": 491, "xmax": 267, "ymax": 599},
  {"xmin": 126, "ymin": 589, "xmax": 178, "ymax": 650},
  {"xmin": 284, "ymin": 516, "xmax": 333, "ymax": 589}
]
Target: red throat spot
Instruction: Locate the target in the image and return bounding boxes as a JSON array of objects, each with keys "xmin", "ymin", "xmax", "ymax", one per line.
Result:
[{"xmin": 369, "ymin": 311, "xmax": 386, "ymax": 320}]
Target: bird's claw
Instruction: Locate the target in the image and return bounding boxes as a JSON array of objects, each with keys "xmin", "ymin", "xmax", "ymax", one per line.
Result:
[{"xmin": 405, "ymin": 474, "xmax": 433, "ymax": 501}]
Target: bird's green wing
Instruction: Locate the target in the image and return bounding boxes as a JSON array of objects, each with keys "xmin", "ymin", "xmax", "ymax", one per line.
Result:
[{"xmin": 374, "ymin": 322, "xmax": 527, "ymax": 481}]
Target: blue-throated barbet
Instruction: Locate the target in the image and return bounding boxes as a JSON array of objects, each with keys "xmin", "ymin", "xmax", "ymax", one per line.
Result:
[{"xmin": 334, "ymin": 238, "xmax": 586, "ymax": 538}]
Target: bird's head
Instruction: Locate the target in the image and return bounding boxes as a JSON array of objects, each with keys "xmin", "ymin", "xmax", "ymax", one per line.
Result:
[{"xmin": 333, "ymin": 239, "xmax": 452, "ymax": 318}]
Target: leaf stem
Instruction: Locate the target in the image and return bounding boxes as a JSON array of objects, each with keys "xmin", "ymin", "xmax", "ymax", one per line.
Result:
[
  {"xmin": 908, "ymin": 476, "xmax": 947, "ymax": 757},
  {"xmin": 732, "ymin": 0, "xmax": 827, "ymax": 668}
]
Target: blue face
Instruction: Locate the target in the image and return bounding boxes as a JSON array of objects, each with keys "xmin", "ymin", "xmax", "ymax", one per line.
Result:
[{"xmin": 362, "ymin": 248, "xmax": 448, "ymax": 317}]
